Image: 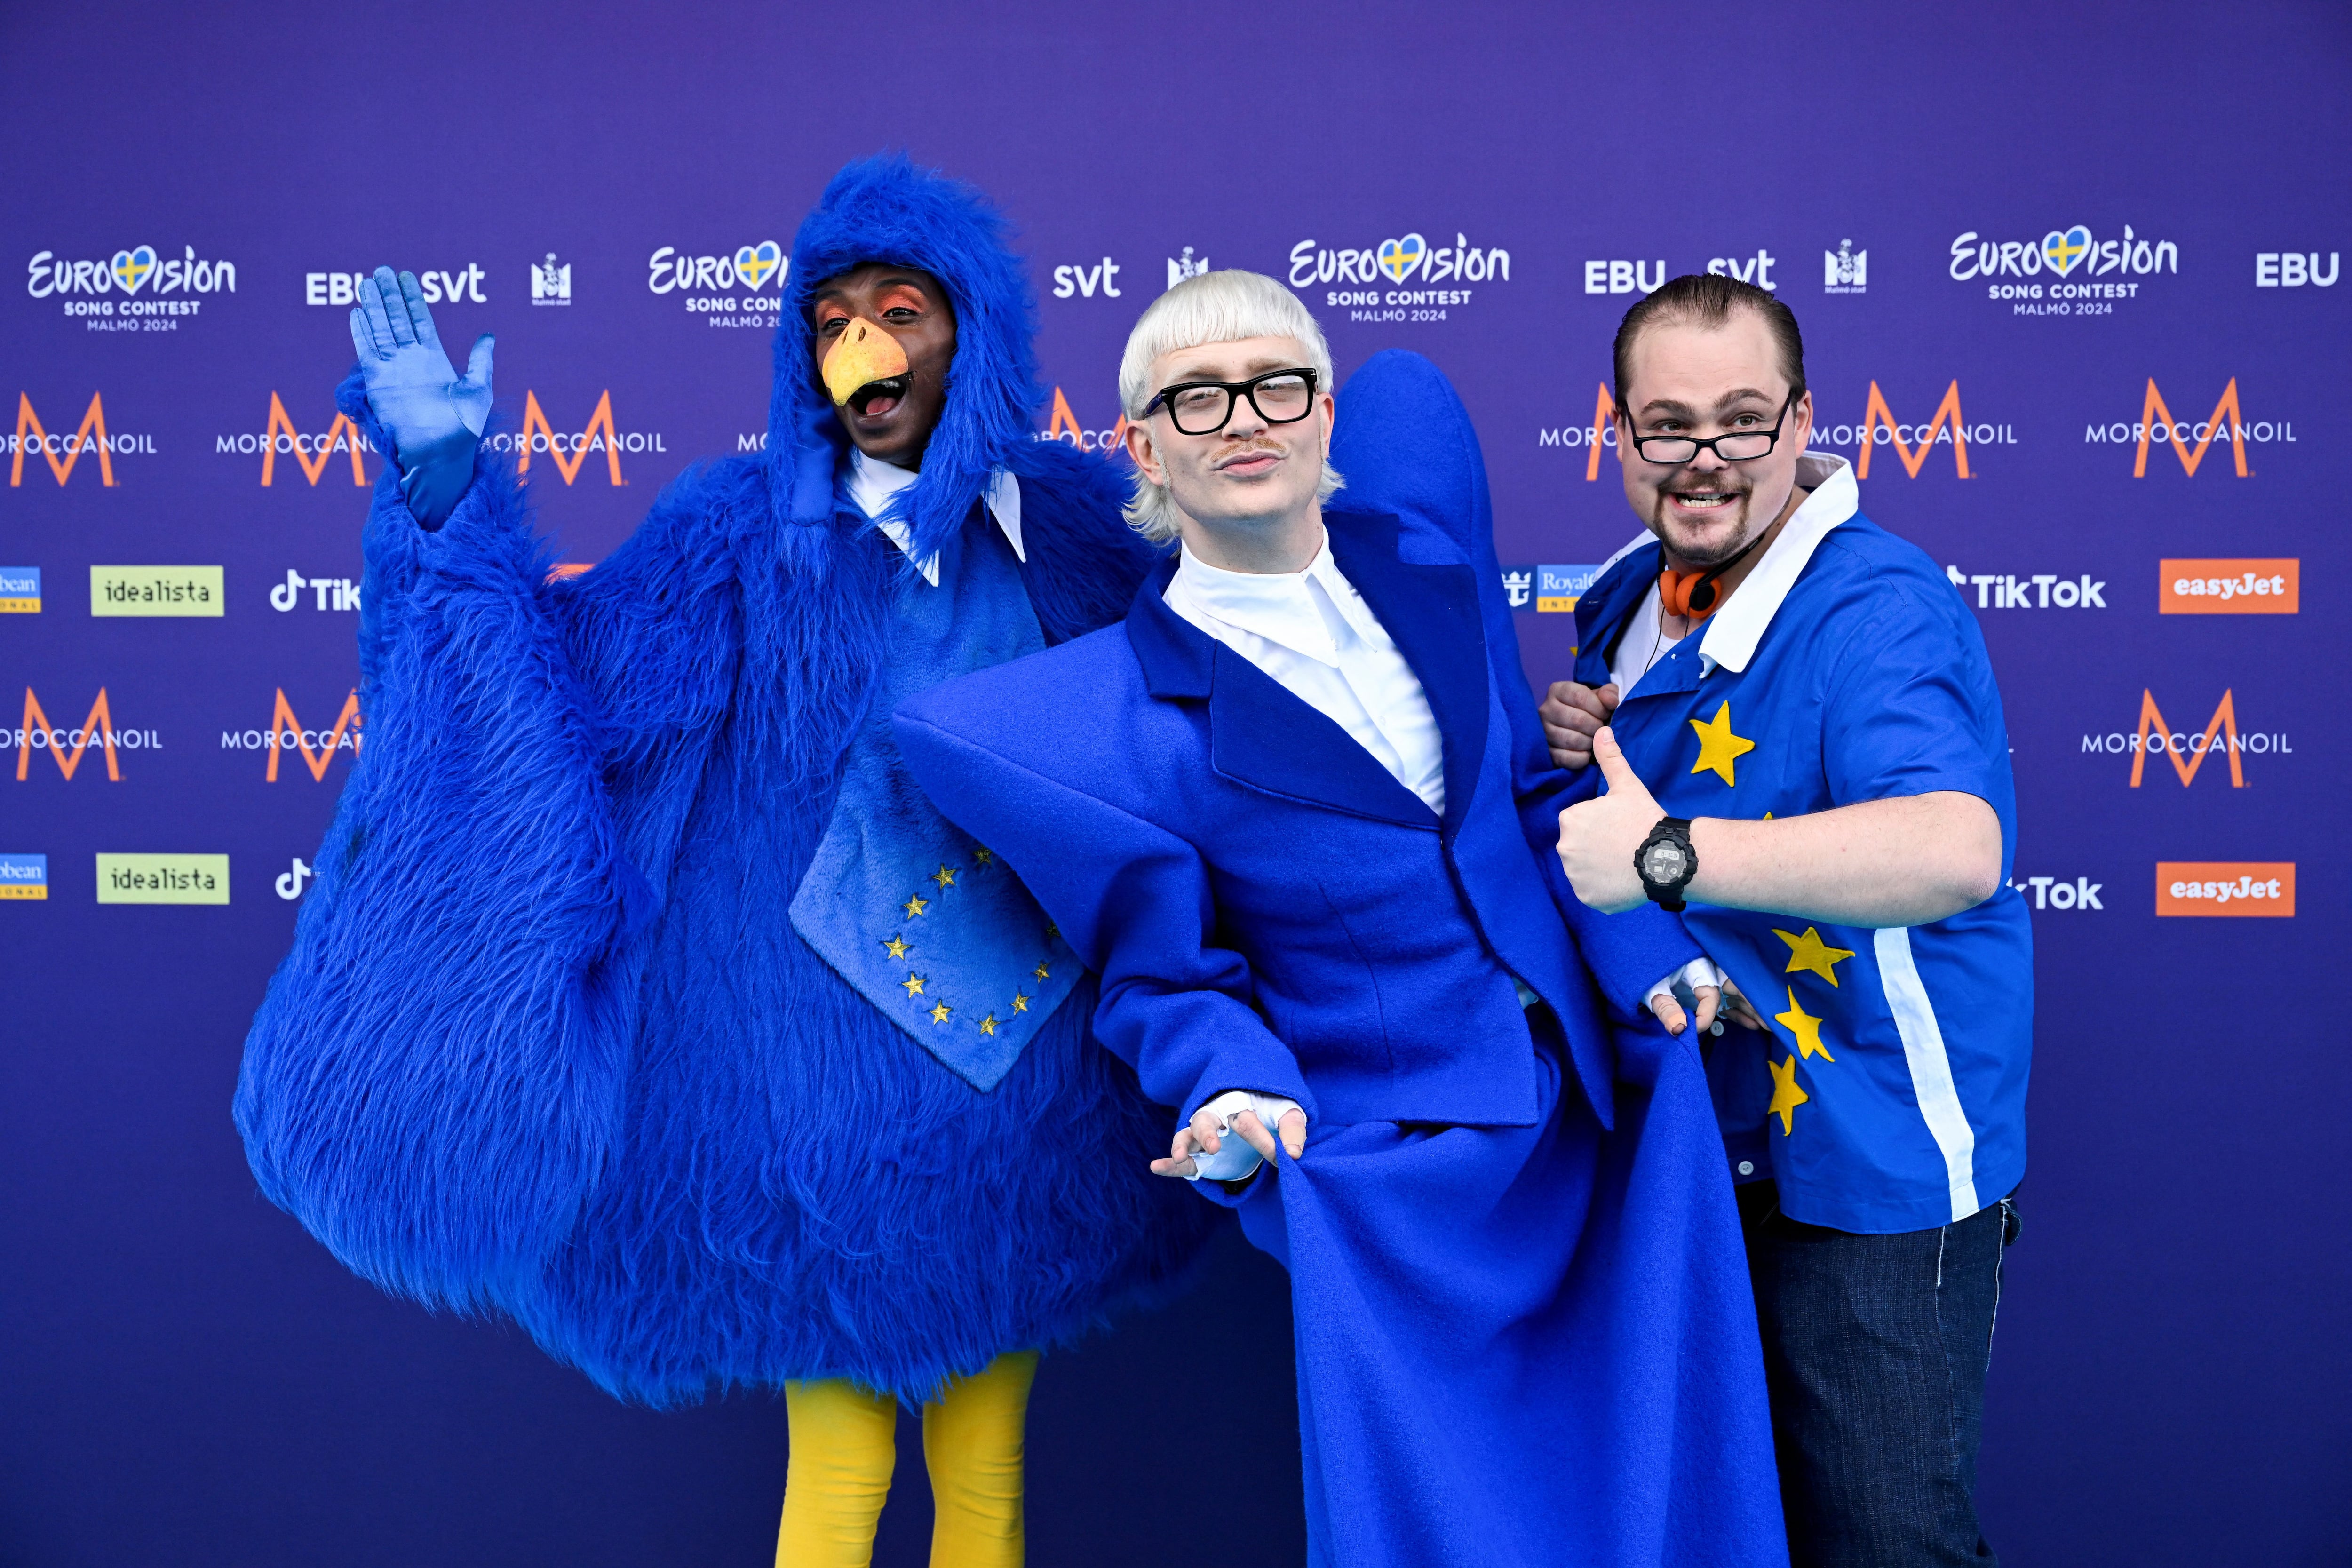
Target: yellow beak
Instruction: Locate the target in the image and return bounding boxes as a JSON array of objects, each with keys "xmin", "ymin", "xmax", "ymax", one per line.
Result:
[{"xmin": 821, "ymin": 318, "xmax": 912, "ymax": 407}]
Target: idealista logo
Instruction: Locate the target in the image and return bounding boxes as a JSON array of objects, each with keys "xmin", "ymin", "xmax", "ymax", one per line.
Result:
[
  {"xmin": 0, "ymin": 567, "xmax": 39, "ymax": 613},
  {"xmin": 6, "ymin": 685, "xmax": 159, "ymax": 780},
  {"xmin": 647, "ymin": 241, "xmax": 784, "ymax": 329},
  {"xmin": 2160, "ymin": 558, "xmax": 2297, "ymax": 615},
  {"xmin": 1949, "ymin": 222, "xmax": 2176, "ymax": 315},
  {"xmin": 2086, "ymin": 378, "xmax": 2290, "ymax": 477},
  {"xmin": 479, "ymin": 390, "xmax": 662, "ymax": 485},
  {"xmin": 26, "ymin": 245, "xmax": 236, "ymax": 331},
  {"xmin": 97, "ymin": 852, "xmax": 229, "ymax": 906},
  {"xmin": 2080, "ymin": 688, "xmax": 2288, "ymax": 787},
  {"xmin": 223, "ymin": 393, "xmax": 378, "ymax": 486},
  {"xmin": 2156, "ymin": 863, "xmax": 2293, "ymax": 918},
  {"xmin": 90, "ymin": 565, "xmax": 223, "ymax": 617},
  {"xmin": 1822, "ymin": 240, "xmax": 1867, "ymax": 295},
  {"xmin": 0, "ymin": 852, "xmax": 45, "ymax": 900},
  {"xmin": 1292, "ymin": 230, "xmax": 1511, "ymax": 323},
  {"xmin": 305, "ymin": 265, "xmax": 484, "ymax": 306},
  {"xmin": 9, "ymin": 392, "xmax": 155, "ymax": 486},
  {"xmin": 220, "ymin": 687, "xmax": 362, "ymax": 781}
]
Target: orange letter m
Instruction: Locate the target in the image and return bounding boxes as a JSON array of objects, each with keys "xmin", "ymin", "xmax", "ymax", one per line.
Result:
[
  {"xmin": 1858, "ymin": 381, "xmax": 1971, "ymax": 479},
  {"xmin": 12, "ymin": 392, "xmax": 114, "ymax": 487},
  {"xmin": 517, "ymin": 391, "xmax": 626, "ymax": 486},
  {"xmin": 17, "ymin": 687, "xmax": 121, "ymax": 780},
  {"xmin": 267, "ymin": 687, "xmax": 364, "ymax": 782},
  {"xmin": 2133, "ymin": 378, "xmax": 2249, "ymax": 478},
  {"xmin": 260, "ymin": 392, "xmax": 369, "ymax": 486},
  {"xmin": 2130, "ymin": 689, "xmax": 2244, "ymax": 788}
]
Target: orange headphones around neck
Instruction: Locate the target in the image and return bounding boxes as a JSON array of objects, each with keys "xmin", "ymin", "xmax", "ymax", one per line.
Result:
[{"xmin": 1658, "ymin": 567, "xmax": 1724, "ymax": 621}]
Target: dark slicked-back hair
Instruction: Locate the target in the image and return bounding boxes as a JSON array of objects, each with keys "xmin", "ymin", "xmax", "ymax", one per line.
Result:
[{"xmin": 1613, "ymin": 273, "xmax": 1806, "ymax": 413}]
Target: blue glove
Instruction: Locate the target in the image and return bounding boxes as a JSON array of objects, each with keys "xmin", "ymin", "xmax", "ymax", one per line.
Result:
[{"xmin": 349, "ymin": 266, "xmax": 493, "ymax": 531}]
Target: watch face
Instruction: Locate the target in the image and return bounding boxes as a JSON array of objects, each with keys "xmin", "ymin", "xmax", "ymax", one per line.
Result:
[{"xmin": 1641, "ymin": 838, "xmax": 1692, "ymax": 886}]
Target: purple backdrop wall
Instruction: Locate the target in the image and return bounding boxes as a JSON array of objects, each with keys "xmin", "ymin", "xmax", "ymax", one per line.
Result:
[{"xmin": 3, "ymin": 4, "xmax": 2346, "ymax": 1564}]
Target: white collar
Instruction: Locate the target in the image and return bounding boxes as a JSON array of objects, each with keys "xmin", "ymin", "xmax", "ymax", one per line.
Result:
[
  {"xmin": 1697, "ymin": 453, "xmax": 1856, "ymax": 674},
  {"xmin": 1602, "ymin": 454, "xmax": 1858, "ymax": 677},
  {"xmin": 1166, "ymin": 529, "xmax": 1376, "ymax": 668},
  {"xmin": 849, "ymin": 449, "xmax": 1025, "ymax": 587}
]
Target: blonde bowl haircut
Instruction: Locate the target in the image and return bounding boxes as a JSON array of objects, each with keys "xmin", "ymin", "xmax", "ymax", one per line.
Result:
[{"xmin": 1117, "ymin": 270, "xmax": 1344, "ymax": 544}]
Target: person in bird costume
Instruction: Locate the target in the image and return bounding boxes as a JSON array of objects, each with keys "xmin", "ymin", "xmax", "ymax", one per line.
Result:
[{"xmin": 233, "ymin": 154, "xmax": 1216, "ymax": 1568}]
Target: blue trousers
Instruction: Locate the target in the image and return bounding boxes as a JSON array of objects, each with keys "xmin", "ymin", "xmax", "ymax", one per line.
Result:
[{"xmin": 1736, "ymin": 1181, "xmax": 2019, "ymax": 1567}]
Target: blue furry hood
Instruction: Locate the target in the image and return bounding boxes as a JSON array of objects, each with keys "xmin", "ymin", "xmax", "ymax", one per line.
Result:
[{"xmin": 769, "ymin": 153, "xmax": 1044, "ymax": 564}]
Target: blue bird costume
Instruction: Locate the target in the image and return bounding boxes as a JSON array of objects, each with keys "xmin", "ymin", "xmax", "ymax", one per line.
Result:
[{"xmin": 231, "ymin": 157, "xmax": 1216, "ymax": 1430}]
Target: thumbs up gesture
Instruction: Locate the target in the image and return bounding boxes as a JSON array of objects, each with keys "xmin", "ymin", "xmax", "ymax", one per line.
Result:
[{"xmin": 1556, "ymin": 726, "xmax": 1666, "ymax": 913}]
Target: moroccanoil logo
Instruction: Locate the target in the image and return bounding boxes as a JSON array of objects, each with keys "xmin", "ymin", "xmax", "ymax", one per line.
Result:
[
  {"xmin": 1541, "ymin": 385, "xmax": 1621, "ymax": 481},
  {"xmin": 2085, "ymin": 379, "xmax": 2294, "ymax": 477},
  {"xmin": 8, "ymin": 392, "xmax": 156, "ymax": 486},
  {"xmin": 1034, "ymin": 388, "xmax": 1131, "ymax": 456},
  {"xmin": 2160, "ymin": 559, "xmax": 2297, "ymax": 614},
  {"xmin": 221, "ymin": 394, "xmax": 376, "ymax": 485},
  {"xmin": 5, "ymin": 686, "xmax": 161, "ymax": 780},
  {"xmin": 2156, "ymin": 863, "xmax": 2292, "ymax": 917},
  {"xmin": 1830, "ymin": 382, "xmax": 2014, "ymax": 479},
  {"xmin": 219, "ymin": 688, "xmax": 362, "ymax": 780},
  {"xmin": 2078, "ymin": 689, "xmax": 2289, "ymax": 787},
  {"xmin": 480, "ymin": 391, "xmax": 665, "ymax": 485}
]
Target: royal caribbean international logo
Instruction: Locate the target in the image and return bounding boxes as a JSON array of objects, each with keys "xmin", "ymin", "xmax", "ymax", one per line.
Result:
[
  {"xmin": 0, "ymin": 567, "xmax": 39, "ymax": 613},
  {"xmin": 0, "ymin": 852, "xmax": 45, "ymax": 900},
  {"xmin": 27, "ymin": 245, "xmax": 237, "ymax": 331},
  {"xmin": 1290, "ymin": 230, "xmax": 1511, "ymax": 323},
  {"xmin": 1948, "ymin": 223, "xmax": 2177, "ymax": 315},
  {"xmin": 646, "ymin": 241, "xmax": 784, "ymax": 329}
]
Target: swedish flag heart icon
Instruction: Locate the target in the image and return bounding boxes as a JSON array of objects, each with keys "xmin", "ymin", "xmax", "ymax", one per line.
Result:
[
  {"xmin": 2040, "ymin": 225, "xmax": 2090, "ymax": 277},
  {"xmin": 1377, "ymin": 234, "xmax": 1427, "ymax": 284},
  {"xmin": 734, "ymin": 240, "xmax": 784, "ymax": 291},
  {"xmin": 110, "ymin": 245, "xmax": 157, "ymax": 294}
]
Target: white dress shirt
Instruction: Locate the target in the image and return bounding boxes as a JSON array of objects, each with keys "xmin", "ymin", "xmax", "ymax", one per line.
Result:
[
  {"xmin": 1161, "ymin": 532, "xmax": 1446, "ymax": 817},
  {"xmin": 848, "ymin": 449, "xmax": 1025, "ymax": 585}
]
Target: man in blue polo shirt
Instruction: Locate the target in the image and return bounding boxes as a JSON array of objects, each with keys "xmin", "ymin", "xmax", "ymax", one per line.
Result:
[{"xmin": 1545, "ymin": 273, "xmax": 2030, "ymax": 1567}]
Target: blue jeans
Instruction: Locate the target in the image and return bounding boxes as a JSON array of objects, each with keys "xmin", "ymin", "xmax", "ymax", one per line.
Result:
[{"xmin": 1736, "ymin": 1181, "xmax": 2019, "ymax": 1567}]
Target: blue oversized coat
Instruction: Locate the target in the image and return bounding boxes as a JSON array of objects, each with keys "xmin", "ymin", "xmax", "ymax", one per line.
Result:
[
  {"xmin": 896, "ymin": 352, "xmax": 1785, "ymax": 1566},
  {"xmin": 234, "ymin": 157, "xmax": 1215, "ymax": 1405}
]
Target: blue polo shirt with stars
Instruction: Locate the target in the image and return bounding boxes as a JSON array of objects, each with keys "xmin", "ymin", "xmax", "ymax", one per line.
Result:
[{"xmin": 1572, "ymin": 456, "xmax": 2031, "ymax": 1234}]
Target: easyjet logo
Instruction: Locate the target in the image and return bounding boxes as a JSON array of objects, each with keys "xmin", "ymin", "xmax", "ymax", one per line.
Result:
[
  {"xmin": 8, "ymin": 392, "xmax": 157, "ymax": 486},
  {"xmin": 2160, "ymin": 558, "xmax": 2297, "ymax": 614},
  {"xmin": 2083, "ymin": 378, "xmax": 2295, "ymax": 476},
  {"xmin": 2077, "ymin": 689, "xmax": 2293, "ymax": 786},
  {"xmin": 2156, "ymin": 863, "xmax": 2293, "ymax": 917},
  {"xmin": 479, "ymin": 391, "xmax": 666, "ymax": 486},
  {"xmin": 218, "ymin": 394, "xmax": 376, "ymax": 486},
  {"xmin": 218, "ymin": 688, "xmax": 362, "ymax": 780},
  {"xmin": 4, "ymin": 686, "xmax": 162, "ymax": 779}
]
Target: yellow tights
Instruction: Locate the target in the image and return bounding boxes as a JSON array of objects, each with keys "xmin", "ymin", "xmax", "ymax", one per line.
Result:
[{"xmin": 775, "ymin": 1350, "xmax": 1038, "ymax": 1568}]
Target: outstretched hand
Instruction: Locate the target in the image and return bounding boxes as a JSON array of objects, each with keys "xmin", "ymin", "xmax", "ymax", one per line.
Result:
[
  {"xmin": 1556, "ymin": 726, "xmax": 1664, "ymax": 914},
  {"xmin": 350, "ymin": 266, "xmax": 493, "ymax": 527}
]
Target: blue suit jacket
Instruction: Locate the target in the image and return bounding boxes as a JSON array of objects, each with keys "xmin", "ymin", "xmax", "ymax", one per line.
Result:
[{"xmin": 895, "ymin": 498, "xmax": 1700, "ymax": 1134}]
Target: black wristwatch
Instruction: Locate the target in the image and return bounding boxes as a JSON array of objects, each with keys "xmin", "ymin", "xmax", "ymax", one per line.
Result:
[{"xmin": 1634, "ymin": 816, "xmax": 1698, "ymax": 912}]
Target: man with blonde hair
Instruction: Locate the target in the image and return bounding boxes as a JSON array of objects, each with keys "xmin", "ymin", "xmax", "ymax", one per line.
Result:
[{"xmin": 894, "ymin": 271, "xmax": 1784, "ymax": 1566}]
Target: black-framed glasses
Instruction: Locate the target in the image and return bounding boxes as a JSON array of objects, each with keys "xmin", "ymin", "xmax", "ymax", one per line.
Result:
[
  {"xmin": 1627, "ymin": 391, "xmax": 1795, "ymax": 465},
  {"xmin": 1144, "ymin": 368, "xmax": 1319, "ymax": 436}
]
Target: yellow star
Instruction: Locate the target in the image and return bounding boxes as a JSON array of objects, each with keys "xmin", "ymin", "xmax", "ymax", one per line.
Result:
[
  {"xmin": 900, "ymin": 974, "xmax": 926, "ymax": 997},
  {"xmin": 932, "ymin": 865, "xmax": 958, "ymax": 889},
  {"xmin": 1011, "ymin": 991, "xmax": 1029, "ymax": 1013},
  {"xmin": 977, "ymin": 1013, "xmax": 999, "ymax": 1036},
  {"xmin": 1768, "ymin": 1053, "xmax": 1810, "ymax": 1135},
  {"xmin": 882, "ymin": 936, "xmax": 909, "ymax": 959},
  {"xmin": 1687, "ymin": 700, "xmax": 1756, "ymax": 787},
  {"xmin": 1033, "ymin": 963, "xmax": 1050, "ymax": 981},
  {"xmin": 903, "ymin": 893, "xmax": 929, "ymax": 918},
  {"xmin": 974, "ymin": 846, "xmax": 994, "ymax": 865},
  {"xmin": 1774, "ymin": 926, "xmax": 1855, "ymax": 987},
  {"xmin": 1774, "ymin": 987, "xmax": 1834, "ymax": 1062},
  {"xmin": 929, "ymin": 1002, "xmax": 952, "ymax": 1024},
  {"xmin": 1044, "ymin": 922, "xmax": 1060, "ymax": 939}
]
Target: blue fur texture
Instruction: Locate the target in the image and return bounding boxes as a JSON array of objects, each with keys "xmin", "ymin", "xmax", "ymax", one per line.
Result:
[{"xmin": 235, "ymin": 156, "xmax": 1209, "ymax": 1405}]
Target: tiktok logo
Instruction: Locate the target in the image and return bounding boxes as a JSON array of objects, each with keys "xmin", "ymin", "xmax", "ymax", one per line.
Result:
[{"xmin": 275, "ymin": 856, "xmax": 312, "ymax": 900}]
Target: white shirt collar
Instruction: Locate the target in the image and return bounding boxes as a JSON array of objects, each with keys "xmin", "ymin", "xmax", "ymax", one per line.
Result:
[
  {"xmin": 1696, "ymin": 452, "xmax": 1856, "ymax": 674},
  {"xmin": 1165, "ymin": 530, "xmax": 1375, "ymax": 669},
  {"xmin": 848, "ymin": 449, "xmax": 1025, "ymax": 587}
]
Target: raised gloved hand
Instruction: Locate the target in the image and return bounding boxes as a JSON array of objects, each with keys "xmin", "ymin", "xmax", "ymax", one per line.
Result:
[{"xmin": 349, "ymin": 266, "xmax": 493, "ymax": 530}]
